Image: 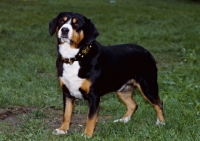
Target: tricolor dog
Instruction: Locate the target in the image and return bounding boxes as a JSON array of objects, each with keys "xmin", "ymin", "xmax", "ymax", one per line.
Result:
[{"xmin": 49, "ymin": 12, "xmax": 165, "ymax": 137}]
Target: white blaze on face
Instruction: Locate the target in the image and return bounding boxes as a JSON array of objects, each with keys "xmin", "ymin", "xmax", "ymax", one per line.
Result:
[{"xmin": 58, "ymin": 19, "xmax": 73, "ymax": 43}]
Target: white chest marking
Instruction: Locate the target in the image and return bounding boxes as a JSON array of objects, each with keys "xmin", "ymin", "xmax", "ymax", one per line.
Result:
[
  {"xmin": 60, "ymin": 62, "xmax": 84, "ymax": 99},
  {"xmin": 59, "ymin": 43, "xmax": 79, "ymax": 59},
  {"xmin": 59, "ymin": 38, "xmax": 84, "ymax": 99}
]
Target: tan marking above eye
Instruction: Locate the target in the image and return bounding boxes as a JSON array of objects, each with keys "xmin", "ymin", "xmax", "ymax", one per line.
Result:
[
  {"xmin": 73, "ymin": 18, "xmax": 77, "ymax": 23},
  {"xmin": 63, "ymin": 17, "xmax": 68, "ymax": 21}
]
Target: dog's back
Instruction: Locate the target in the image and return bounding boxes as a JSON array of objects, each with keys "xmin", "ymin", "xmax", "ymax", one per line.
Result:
[{"xmin": 86, "ymin": 42, "xmax": 157, "ymax": 95}]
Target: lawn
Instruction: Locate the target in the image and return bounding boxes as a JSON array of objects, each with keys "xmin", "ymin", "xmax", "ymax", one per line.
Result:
[{"xmin": 0, "ymin": 0, "xmax": 200, "ymax": 140}]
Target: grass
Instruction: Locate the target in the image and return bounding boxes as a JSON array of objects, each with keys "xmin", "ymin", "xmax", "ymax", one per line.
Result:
[{"xmin": 0, "ymin": 0, "xmax": 200, "ymax": 140}]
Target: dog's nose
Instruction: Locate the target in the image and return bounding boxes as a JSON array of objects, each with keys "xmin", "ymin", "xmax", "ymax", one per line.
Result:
[{"xmin": 61, "ymin": 27, "xmax": 69, "ymax": 34}]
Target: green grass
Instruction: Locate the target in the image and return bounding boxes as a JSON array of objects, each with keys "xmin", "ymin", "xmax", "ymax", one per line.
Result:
[{"xmin": 0, "ymin": 0, "xmax": 200, "ymax": 140}]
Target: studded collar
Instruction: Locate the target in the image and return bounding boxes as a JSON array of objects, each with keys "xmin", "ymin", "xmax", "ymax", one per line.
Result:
[{"xmin": 61, "ymin": 43, "xmax": 93, "ymax": 65}]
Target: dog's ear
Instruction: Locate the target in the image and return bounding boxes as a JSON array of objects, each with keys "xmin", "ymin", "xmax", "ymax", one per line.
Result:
[
  {"xmin": 49, "ymin": 17, "xmax": 57, "ymax": 36},
  {"xmin": 83, "ymin": 17, "xmax": 99, "ymax": 45},
  {"xmin": 49, "ymin": 14, "xmax": 60, "ymax": 36}
]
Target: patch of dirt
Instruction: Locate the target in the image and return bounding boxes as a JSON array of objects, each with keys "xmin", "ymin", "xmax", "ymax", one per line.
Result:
[
  {"xmin": 0, "ymin": 106, "xmax": 34, "ymax": 123},
  {"xmin": 0, "ymin": 106, "xmax": 112, "ymax": 133},
  {"xmin": 0, "ymin": 106, "xmax": 36, "ymax": 132}
]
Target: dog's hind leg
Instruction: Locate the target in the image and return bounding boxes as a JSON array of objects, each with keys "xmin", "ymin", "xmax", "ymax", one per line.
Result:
[
  {"xmin": 114, "ymin": 91, "xmax": 138, "ymax": 123},
  {"xmin": 135, "ymin": 77, "xmax": 165, "ymax": 125}
]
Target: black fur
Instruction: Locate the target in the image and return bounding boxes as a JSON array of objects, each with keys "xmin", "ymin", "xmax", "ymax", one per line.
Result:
[{"xmin": 49, "ymin": 12, "xmax": 164, "ymax": 137}]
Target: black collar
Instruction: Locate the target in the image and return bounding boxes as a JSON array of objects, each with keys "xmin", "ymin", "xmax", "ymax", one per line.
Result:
[{"xmin": 61, "ymin": 43, "xmax": 93, "ymax": 65}]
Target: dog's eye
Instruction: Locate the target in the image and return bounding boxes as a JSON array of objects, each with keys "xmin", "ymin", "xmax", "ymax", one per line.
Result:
[
  {"xmin": 74, "ymin": 22, "xmax": 79, "ymax": 27},
  {"xmin": 59, "ymin": 19, "xmax": 65, "ymax": 24}
]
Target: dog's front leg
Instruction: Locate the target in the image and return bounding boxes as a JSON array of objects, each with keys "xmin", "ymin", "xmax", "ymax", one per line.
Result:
[
  {"xmin": 60, "ymin": 96, "xmax": 76, "ymax": 132},
  {"xmin": 83, "ymin": 95, "xmax": 100, "ymax": 137},
  {"xmin": 53, "ymin": 90, "xmax": 76, "ymax": 135}
]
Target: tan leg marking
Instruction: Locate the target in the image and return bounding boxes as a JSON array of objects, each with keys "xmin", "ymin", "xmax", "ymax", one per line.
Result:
[
  {"xmin": 84, "ymin": 111, "xmax": 98, "ymax": 137},
  {"xmin": 80, "ymin": 79, "xmax": 91, "ymax": 94},
  {"xmin": 59, "ymin": 98, "xmax": 76, "ymax": 132},
  {"xmin": 116, "ymin": 91, "xmax": 137, "ymax": 121},
  {"xmin": 154, "ymin": 104, "xmax": 165, "ymax": 122},
  {"xmin": 135, "ymin": 83, "xmax": 152, "ymax": 103},
  {"xmin": 58, "ymin": 77, "xmax": 64, "ymax": 87},
  {"xmin": 135, "ymin": 83, "xmax": 165, "ymax": 123}
]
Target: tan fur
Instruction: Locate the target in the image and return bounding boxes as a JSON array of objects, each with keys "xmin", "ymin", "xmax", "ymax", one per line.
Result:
[
  {"xmin": 59, "ymin": 98, "xmax": 76, "ymax": 132},
  {"xmin": 71, "ymin": 30, "xmax": 84, "ymax": 48},
  {"xmin": 135, "ymin": 83, "xmax": 165, "ymax": 123},
  {"xmin": 80, "ymin": 79, "xmax": 91, "ymax": 94},
  {"xmin": 72, "ymin": 18, "xmax": 77, "ymax": 23},
  {"xmin": 116, "ymin": 91, "xmax": 137, "ymax": 119},
  {"xmin": 84, "ymin": 110, "xmax": 98, "ymax": 137},
  {"xmin": 63, "ymin": 17, "xmax": 68, "ymax": 21}
]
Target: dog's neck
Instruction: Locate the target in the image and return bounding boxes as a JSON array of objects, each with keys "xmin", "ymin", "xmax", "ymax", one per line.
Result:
[{"xmin": 58, "ymin": 42, "xmax": 93, "ymax": 65}]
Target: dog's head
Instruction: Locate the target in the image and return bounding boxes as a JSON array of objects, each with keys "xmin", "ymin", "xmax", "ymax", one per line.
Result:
[{"xmin": 49, "ymin": 12, "xmax": 99, "ymax": 47}]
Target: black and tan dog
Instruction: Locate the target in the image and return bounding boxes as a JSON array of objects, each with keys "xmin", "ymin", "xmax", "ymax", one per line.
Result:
[{"xmin": 49, "ymin": 12, "xmax": 165, "ymax": 137}]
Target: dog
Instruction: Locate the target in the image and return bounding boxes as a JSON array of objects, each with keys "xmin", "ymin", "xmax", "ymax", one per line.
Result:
[{"xmin": 49, "ymin": 12, "xmax": 165, "ymax": 137}]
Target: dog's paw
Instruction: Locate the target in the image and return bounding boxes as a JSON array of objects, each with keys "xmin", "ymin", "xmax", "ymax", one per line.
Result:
[
  {"xmin": 81, "ymin": 134, "xmax": 92, "ymax": 139},
  {"xmin": 156, "ymin": 118, "xmax": 165, "ymax": 126},
  {"xmin": 113, "ymin": 116, "xmax": 131, "ymax": 123},
  {"xmin": 52, "ymin": 129, "xmax": 68, "ymax": 135}
]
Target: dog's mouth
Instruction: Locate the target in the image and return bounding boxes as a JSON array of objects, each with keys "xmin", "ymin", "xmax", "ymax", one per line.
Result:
[
  {"xmin": 60, "ymin": 35, "xmax": 74, "ymax": 45},
  {"xmin": 61, "ymin": 34, "xmax": 68, "ymax": 39}
]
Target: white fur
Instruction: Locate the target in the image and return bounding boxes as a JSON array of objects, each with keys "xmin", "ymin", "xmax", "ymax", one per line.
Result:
[
  {"xmin": 113, "ymin": 116, "xmax": 131, "ymax": 123},
  {"xmin": 82, "ymin": 134, "xmax": 92, "ymax": 138},
  {"xmin": 60, "ymin": 62, "xmax": 84, "ymax": 99},
  {"xmin": 52, "ymin": 129, "xmax": 68, "ymax": 135},
  {"xmin": 59, "ymin": 43, "xmax": 79, "ymax": 58},
  {"xmin": 58, "ymin": 19, "xmax": 73, "ymax": 43},
  {"xmin": 59, "ymin": 34, "xmax": 84, "ymax": 99},
  {"xmin": 156, "ymin": 118, "xmax": 165, "ymax": 125}
]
